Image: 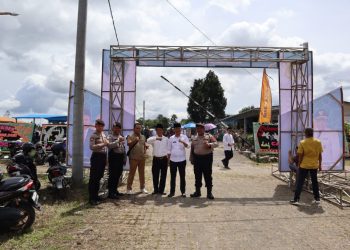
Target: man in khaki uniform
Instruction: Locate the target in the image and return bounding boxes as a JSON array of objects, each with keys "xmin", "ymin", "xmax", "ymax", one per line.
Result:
[
  {"xmin": 190, "ymin": 123, "xmax": 218, "ymax": 199},
  {"xmin": 89, "ymin": 119, "xmax": 109, "ymax": 205},
  {"xmin": 126, "ymin": 123, "xmax": 148, "ymax": 194}
]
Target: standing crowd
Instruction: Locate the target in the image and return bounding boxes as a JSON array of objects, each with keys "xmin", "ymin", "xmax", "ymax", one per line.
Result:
[
  {"xmin": 88, "ymin": 119, "xmax": 236, "ymax": 206},
  {"xmin": 88, "ymin": 119, "xmax": 323, "ymax": 207}
]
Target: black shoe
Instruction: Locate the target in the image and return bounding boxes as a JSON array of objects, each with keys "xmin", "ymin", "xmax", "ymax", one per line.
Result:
[
  {"xmin": 225, "ymin": 166, "xmax": 231, "ymax": 169},
  {"xmin": 221, "ymin": 159, "xmax": 226, "ymax": 167},
  {"xmin": 290, "ymin": 199, "xmax": 300, "ymax": 206},
  {"xmin": 108, "ymin": 194, "xmax": 119, "ymax": 199},
  {"xmin": 167, "ymin": 193, "xmax": 174, "ymax": 197},
  {"xmin": 158, "ymin": 192, "xmax": 166, "ymax": 195},
  {"xmin": 207, "ymin": 193, "xmax": 214, "ymax": 200},
  {"xmin": 96, "ymin": 197, "xmax": 104, "ymax": 202},
  {"xmin": 181, "ymin": 193, "xmax": 186, "ymax": 198},
  {"xmin": 190, "ymin": 192, "xmax": 201, "ymax": 198},
  {"xmin": 89, "ymin": 200, "xmax": 100, "ymax": 206},
  {"xmin": 116, "ymin": 191, "xmax": 124, "ymax": 196},
  {"xmin": 152, "ymin": 191, "xmax": 158, "ymax": 195}
]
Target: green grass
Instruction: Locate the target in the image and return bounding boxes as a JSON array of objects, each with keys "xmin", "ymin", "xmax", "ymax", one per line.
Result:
[{"xmin": 0, "ymin": 177, "xmax": 90, "ymax": 250}]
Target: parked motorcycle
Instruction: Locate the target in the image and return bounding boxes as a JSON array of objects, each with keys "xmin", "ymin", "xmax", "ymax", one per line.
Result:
[
  {"xmin": 47, "ymin": 153, "xmax": 68, "ymax": 192},
  {"xmin": 34, "ymin": 142, "xmax": 47, "ymax": 165},
  {"xmin": 0, "ymin": 171, "xmax": 40, "ymax": 233},
  {"xmin": 7, "ymin": 143, "xmax": 41, "ymax": 191}
]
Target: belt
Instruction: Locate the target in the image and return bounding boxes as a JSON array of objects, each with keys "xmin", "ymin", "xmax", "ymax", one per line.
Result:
[
  {"xmin": 153, "ymin": 156, "xmax": 167, "ymax": 160},
  {"xmin": 92, "ymin": 151, "xmax": 107, "ymax": 155}
]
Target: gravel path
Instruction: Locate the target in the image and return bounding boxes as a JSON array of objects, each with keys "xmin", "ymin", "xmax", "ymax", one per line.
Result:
[{"xmin": 65, "ymin": 145, "xmax": 350, "ymax": 249}]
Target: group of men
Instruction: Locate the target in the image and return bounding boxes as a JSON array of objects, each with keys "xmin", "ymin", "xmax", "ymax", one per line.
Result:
[{"xmin": 88, "ymin": 119, "xmax": 233, "ymax": 205}]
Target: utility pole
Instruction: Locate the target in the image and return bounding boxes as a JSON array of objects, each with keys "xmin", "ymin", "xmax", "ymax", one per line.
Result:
[
  {"xmin": 143, "ymin": 100, "xmax": 145, "ymax": 125},
  {"xmin": 72, "ymin": 0, "xmax": 88, "ymax": 186}
]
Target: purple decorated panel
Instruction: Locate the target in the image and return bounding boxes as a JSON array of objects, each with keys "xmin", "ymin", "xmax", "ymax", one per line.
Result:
[
  {"xmin": 280, "ymin": 90, "xmax": 291, "ymax": 131},
  {"xmin": 279, "ymin": 133, "xmax": 292, "ymax": 172},
  {"xmin": 124, "ymin": 61, "xmax": 136, "ymax": 92},
  {"xmin": 123, "ymin": 92, "xmax": 136, "ymax": 131}
]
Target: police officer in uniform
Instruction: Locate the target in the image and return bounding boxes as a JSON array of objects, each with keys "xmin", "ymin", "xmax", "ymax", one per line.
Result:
[
  {"xmin": 107, "ymin": 122, "xmax": 126, "ymax": 199},
  {"xmin": 190, "ymin": 123, "xmax": 218, "ymax": 199},
  {"xmin": 89, "ymin": 119, "xmax": 109, "ymax": 205}
]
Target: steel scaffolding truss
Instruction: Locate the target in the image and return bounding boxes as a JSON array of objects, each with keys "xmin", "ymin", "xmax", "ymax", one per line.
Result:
[
  {"xmin": 108, "ymin": 45, "xmax": 311, "ymax": 131},
  {"xmin": 290, "ymin": 60, "xmax": 312, "ymax": 153},
  {"xmin": 110, "ymin": 45, "xmax": 309, "ymax": 65},
  {"xmin": 109, "ymin": 60, "xmax": 124, "ymax": 130}
]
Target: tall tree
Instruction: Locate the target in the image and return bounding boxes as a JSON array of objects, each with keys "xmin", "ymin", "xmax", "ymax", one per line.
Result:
[{"xmin": 187, "ymin": 70, "xmax": 227, "ymax": 122}]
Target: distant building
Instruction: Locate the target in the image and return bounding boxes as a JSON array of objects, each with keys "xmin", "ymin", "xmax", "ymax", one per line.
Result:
[
  {"xmin": 221, "ymin": 106, "xmax": 279, "ymax": 134},
  {"xmin": 223, "ymin": 101, "xmax": 350, "ymax": 134}
]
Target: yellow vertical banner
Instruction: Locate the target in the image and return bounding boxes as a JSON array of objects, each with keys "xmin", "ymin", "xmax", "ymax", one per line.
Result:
[{"xmin": 258, "ymin": 68, "xmax": 272, "ymax": 123}]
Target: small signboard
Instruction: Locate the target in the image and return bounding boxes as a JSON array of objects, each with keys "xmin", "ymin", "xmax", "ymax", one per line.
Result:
[{"xmin": 253, "ymin": 122, "xmax": 279, "ymax": 154}]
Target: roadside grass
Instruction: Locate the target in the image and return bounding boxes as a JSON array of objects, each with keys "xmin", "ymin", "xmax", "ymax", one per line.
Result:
[{"xmin": 0, "ymin": 167, "xmax": 91, "ymax": 250}]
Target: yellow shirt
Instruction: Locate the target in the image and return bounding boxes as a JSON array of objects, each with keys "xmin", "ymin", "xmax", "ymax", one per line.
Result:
[{"xmin": 297, "ymin": 137, "xmax": 323, "ymax": 169}]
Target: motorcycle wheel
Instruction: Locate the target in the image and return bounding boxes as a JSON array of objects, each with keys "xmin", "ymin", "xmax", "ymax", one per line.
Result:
[{"xmin": 8, "ymin": 201, "xmax": 36, "ymax": 233}]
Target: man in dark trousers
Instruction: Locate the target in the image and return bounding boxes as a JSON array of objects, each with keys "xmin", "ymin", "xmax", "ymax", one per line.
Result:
[
  {"xmin": 222, "ymin": 126, "xmax": 234, "ymax": 169},
  {"xmin": 89, "ymin": 119, "xmax": 109, "ymax": 205},
  {"xmin": 190, "ymin": 123, "xmax": 218, "ymax": 199},
  {"xmin": 290, "ymin": 128, "xmax": 323, "ymax": 205},
  {"xmin": 107, "ymin": 122, "xmax": 126, "ymax": 199},
  {"xmin": 167, "ymin": 122, "xmax": 190, "ymax": 197},
  {"xmin": 147, "ymin": 124, "xmax": 169, "ymax": 195}
]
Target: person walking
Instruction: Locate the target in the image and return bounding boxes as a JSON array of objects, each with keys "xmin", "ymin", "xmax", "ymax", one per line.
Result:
[
  {"xmin": 107, "ymin": 122, "xmax": 126, "ymax": 199},
  {"xmin": 190, "ymin": 123, "xmax": 218, "ymax": 199},
  {"xmin": 222, "ymin": 126, "xmax": 234, "ymax": 169},
  {"xmin": 147, "ymin": 124, "xmax": 169, "ymax": 195},
  {"xmin": 126, "ymin": 123, "xmax": 148, "ymax": 194},
  {"xmin": 167, "ymin": 123, "xmax": 190, "ymax": 197},
  {"xmin": 89, "ymin": 119, "xmax": 109, "ymax": 205},
  {"xmin": 290, "ymin": 128, "xmax": 323, "ymax": 205}
]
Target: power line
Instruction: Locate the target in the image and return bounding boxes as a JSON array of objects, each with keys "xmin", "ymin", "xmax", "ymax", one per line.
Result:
[
  {"xmin": 165, "ymin": 0, "xmax": 216, "ymax": 46},
  {"xmin": 165, "ymin": 0, "xmax": 264, "ymax": 82},
  {"xmin": 107, "ymin": 0, "xmax": 120, "ymax": 47}
]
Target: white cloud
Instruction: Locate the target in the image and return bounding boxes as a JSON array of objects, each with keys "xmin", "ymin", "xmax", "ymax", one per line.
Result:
[
  {"xmin": 1, "ymin": 0, "xmax": 349, "ymax": 121},
  {"xmin": 208, "ymin": 0, "xmax": 251, "ymax": 13},
  {"xmin": 275, "ymin": 8, "xmax": 295, "ymax": 18},
  {"xmin": 1, "ymin": 98, "xmax": 21, "ymax": 111}
]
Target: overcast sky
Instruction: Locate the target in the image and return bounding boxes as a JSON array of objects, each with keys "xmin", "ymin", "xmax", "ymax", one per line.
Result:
[{"xmin": 1, "ymin": 0, "xmax": 350, "ymax": 120}]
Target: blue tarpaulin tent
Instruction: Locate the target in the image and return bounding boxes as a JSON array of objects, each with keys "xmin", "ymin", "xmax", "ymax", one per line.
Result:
[
  {"xmin": 13, "ymin": 114, "xmax": 67, "ymax": 123},
  {"xmin": 182, "ymin": 122, "xmax": 196, "ymax": 129}
]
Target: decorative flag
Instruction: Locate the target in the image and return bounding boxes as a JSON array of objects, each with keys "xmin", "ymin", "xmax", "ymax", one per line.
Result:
[{"xmin": 258, "ymin": 68, "xmax": 272, "ymax": 123}]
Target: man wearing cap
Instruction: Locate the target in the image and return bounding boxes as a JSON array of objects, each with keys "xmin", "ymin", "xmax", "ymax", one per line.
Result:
[
  {"xmin": 190, "ymin": 123, "xmax": 218, "ymax": 199},
  {"xmin": 126, "ymin": 123, "xmax": 148, "ymax": 194},
  {"xmin": 147, "ymin": 124, "xmax": 169, "ymax": 195},
  {"xmin": 107, "ymin": 122, "xmax": 126, "ymax": 199},
  {"xmin": 222, "ymin": 126, "xmax": 234, "ymax": 169},
  {"xmin": 167, "ymin": 122, "xmax": 190, "ymax": 197},
  {"xmin": 89, "ymin": 119, "xmax": 109, "ymax": 205}
]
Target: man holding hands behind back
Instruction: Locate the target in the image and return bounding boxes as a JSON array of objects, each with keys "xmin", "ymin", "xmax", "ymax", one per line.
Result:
[
  {"xmin": 147, "ymin": 124, "xmax": 169, "ymax": 195},
  {"xmin": 290, "ymin": 128, "xmax": 323, "ymax": 205}
]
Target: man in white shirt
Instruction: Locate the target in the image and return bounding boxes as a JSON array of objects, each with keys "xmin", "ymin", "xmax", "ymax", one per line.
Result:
[
  {"xmin": 167, "ymin": 123, "xmax": 190, "ymax": 197},
  {"xmin": 147, "ymin": 124, "xmax": 169, "ymax": 195},
  {"xmin": 222, "ymin": 126, "xmax": 235, "ymax": 169}
]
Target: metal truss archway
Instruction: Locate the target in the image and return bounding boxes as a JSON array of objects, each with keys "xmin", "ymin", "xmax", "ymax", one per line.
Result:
[{"xmin": 102, "ymin": 44, "xmax": 312, "ymax": 172}]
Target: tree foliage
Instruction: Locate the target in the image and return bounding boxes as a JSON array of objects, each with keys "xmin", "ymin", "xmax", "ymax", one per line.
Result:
[
  {"xmin": 238, "ymin": 105, "xmax": 255, "ymax": 114},
  {"xmin": 187, "ymin": 70, "xmax": 227, "ymax": 122}
]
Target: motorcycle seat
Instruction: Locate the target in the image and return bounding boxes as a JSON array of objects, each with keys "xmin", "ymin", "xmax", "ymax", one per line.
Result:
[{"xmin": 0, "ymin": 176, "xmax": 31, "ymax": 191}]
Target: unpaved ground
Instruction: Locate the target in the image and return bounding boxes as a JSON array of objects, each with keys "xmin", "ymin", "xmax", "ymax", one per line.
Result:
[
  {"xmin": 50, "ymin": 147, "xmax": 350, "ymax": 249},
  {"xmin": 2, "ymin": 145, "xmax": 350, "ymax": 249}
]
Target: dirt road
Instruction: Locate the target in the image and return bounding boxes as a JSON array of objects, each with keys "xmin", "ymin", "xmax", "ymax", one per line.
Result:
[{"xmin": 66, "ymin": 147, "xmax": 350, "ymax": 249}]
